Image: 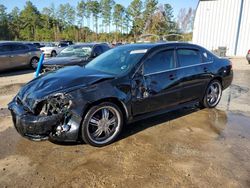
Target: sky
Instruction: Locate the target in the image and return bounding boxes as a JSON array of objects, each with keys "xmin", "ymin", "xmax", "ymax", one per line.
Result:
[{"xmin": 0, "ymin": 0, "xmax": 199, "ymax": 18}]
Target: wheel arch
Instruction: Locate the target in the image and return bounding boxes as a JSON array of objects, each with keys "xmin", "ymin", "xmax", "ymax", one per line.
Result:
[
  {"xmin": 82, "ymin": 97, "xmax": 129, "ymax": 122},
  {"xmin": 211, "ymin": 76, "xmax": 223, "ymax": 88},
  {"xmin": 30, "ymin": 56, "xmax": 39, "ymax": 62},
  {"xmin": 51, "ymin": 50, "xmax": 57, "ymax": 56}
]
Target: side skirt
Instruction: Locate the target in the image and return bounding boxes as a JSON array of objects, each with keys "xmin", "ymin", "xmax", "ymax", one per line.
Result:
[{"xmin": 128, "ymin": 100, "xmax": 199, "ymax": 124}]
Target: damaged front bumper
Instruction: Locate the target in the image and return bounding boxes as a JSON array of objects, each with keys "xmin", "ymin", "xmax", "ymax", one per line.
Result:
[{"xmin": 8, "ymin": 98, "xmax": 82, "ymax": 142}]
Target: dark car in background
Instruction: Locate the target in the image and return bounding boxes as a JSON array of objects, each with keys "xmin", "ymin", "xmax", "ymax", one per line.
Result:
[
  {"xmin": 41, "ymin": 43, "xmax": 110, "ymax": 73},
  {"xmin": 32, "ymin": 42, "xmax": 45, "ymax": 49},
  {"xmin": 8, "ymin": 43, "xmax": 233, "ymax": 147},
  {"xmin": 247, "ymin": 49, "xmax": 250, "ymax": 63},
  {"xmin": 0, "ymin": 42, "xmax": 41, "ymax": 71}
]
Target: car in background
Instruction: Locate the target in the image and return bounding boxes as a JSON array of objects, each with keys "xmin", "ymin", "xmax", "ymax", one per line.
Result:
[
  {"xmin": 8, "ymin": 43, "xmax": 233, "ymax": 147},
  {"xmin": 111, "ymin": 42, "xmax": 123, "ymax": 48},
  {"xmin": 60, "ymin": 40, "xmax": 73, "ymax": 45},
  {"xmin": 0, "ymin": 42, "xmax": 41, "ymax": 71},
  {"xmin": 40, "ymin": 42, "xmax": 68, "ymax": 57},
  {"xmin": 247, "ymin": 49, "xmax": 250, "ymax": 64},
  {"xmin": 32, "ymin": 42, "xmax": 45, "ymax": 49},
  {"xmin": 40, "ymin": 43, "xmax": 110, "ymax": 73}
]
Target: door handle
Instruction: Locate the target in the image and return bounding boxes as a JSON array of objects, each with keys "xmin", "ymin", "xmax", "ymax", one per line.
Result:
[
  {"xmin": 203, "ymin": 67, "xmax": 208, "ymax": 72},
  {"xmin": 169, "ymin": 74, "xmax": 176, "ymax": 80}
]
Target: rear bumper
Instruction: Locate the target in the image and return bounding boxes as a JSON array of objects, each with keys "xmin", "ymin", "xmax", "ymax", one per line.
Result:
[
  {"xmin": 8, "ymin": 101, "xmax": 63, "ymax": 141},
  {"xmin": 222, "ymin": 70, "xmax": 233, "ymax": 90}
]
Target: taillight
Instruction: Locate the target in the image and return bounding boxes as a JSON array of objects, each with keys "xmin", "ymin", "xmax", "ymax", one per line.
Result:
[{"xmin": 248, "ymin": 50, "xmax": 250, "ymax": 54}]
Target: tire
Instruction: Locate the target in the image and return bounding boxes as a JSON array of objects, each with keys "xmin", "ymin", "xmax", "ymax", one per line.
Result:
[
  {"xmin": 81, "ymin": 102, "xmax": 123, "ymax": 147},
  {"xmin": 201, "ymin": 80, "xmax": 222, "ymax": 108},
  {"xmin": 51, "ymin": 51, "xmax": 57, "ymax": 57},
  {"xmin": 30, "ymin": 57, "xmax": 39, "ymax": 69}
]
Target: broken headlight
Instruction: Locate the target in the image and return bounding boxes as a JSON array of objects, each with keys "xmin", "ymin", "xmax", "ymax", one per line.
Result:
[{"xmin": 35, "ymin": 93, "xmax": 72, "ymax": 116}]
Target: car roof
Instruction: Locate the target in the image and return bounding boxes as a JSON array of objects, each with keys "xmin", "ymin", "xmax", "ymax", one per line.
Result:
[
  {"xmin": 114, "ymin": 41, "xmax": 194, "ymax": 50},
  {"xmin": 70, "ymin": 43, "xmax": 109, "ymax": 48},
  {"xmin": 0, "ymin": 41, "xmax": 26, "ymax": 44},
  {"xmin": 0, "ymin": 41, "xmax": 33, "ymax": 46},
  {"xmin": 122, "ymin": 42, "xmax": 201, "ymax": 48}
]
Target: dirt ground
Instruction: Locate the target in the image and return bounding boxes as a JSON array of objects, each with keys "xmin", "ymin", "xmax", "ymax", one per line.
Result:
[{"xmin": 0, "ymin": 58, "xmax": 250, "ymax": 188}]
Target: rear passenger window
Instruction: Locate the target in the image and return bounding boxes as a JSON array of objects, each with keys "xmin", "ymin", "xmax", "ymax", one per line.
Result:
[
  {"xmin": 12, "ymin": 44, "xmax": 29, "ymax": 51},
  {"xmin": 202, "ymin": 51, "xmax": 214, "ymax": 62},
  {"xmin": 144, "ymin": 50, "xmax": 175, "ymax": 75},
  {"xmin": 177, "ymin": 49, "xmax": 201, "ymax": 67}
]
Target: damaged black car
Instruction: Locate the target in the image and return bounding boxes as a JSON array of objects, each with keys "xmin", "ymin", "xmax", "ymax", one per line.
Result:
[
  {"xmin": 8, "ymin": 43, "xmax": 233, "ymax": 147},
  {"xmin": 41, "ymin": 43, "xmax": 110, "ymax": 73}
]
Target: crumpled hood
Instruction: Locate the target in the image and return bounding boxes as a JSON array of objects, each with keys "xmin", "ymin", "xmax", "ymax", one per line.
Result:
[
  {"xmin": 17, "ymin": 66, "xmax": 114, "ymax": 110},
  {"xmin": 43, "ymin": 56, "xmax": 88, "ymax": 66}
]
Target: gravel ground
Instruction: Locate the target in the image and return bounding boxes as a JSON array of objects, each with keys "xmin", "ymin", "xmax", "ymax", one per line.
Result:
[{"xmin": 0, "ymin": 58, "xmax": 250, "ymax": 188}]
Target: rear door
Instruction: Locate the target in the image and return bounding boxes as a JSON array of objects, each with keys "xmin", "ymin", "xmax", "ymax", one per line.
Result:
[
  {"xmin": 11, "ymin": 44, "xmax": 30, "ymax": 68},
  {"xmin": 132, "ymin": 48, "xmax": 181, "ymax": 115},
  {"xmin": 0, "ymin": 44, "xmax": 12, "ymax": 71},
  {"xmin": 176, "ymin": 47, "xmax": 212, "ymax": 103}
]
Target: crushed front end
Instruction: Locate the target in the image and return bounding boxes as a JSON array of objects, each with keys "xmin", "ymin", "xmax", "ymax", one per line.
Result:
[
  {"xmin": 8, "ymin": 93, "xmax": 82, "ymax": 142},
  {"xmin": 40, "ymin": 64, "xmax": 64, "ymax": 74}
]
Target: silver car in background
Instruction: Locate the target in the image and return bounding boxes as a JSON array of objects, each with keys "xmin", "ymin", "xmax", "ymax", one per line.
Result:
[{"xmin": 0, "ymin": 42, "xmax": 41, "ymax": 72}]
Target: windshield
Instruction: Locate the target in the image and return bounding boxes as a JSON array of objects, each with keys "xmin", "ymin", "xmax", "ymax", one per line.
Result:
[
  {"xmin": 57, "ymin": 46, "xmax": 92, "ymax": 58},
  {"xmin": 44, "ymin": 43, "xmax": 56, "ymax": 47},
  {"xmin": 85, "ymin": 46, "xmax": 148, "ymax": 75}
]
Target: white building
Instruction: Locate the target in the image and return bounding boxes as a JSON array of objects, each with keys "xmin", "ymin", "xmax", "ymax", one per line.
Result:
[{"xmin": 193, "ymin": 0, "xmax": 250, "ymax": 56}]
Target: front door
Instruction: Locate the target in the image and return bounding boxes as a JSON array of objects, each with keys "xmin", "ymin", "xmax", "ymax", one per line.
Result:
[{"xmin": 132, "ymin": 49, "xmax": 181, "ymax": 116}]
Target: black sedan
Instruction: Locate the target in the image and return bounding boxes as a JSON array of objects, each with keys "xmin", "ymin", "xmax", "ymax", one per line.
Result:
[
  {"xmin": 41, "ymin": 43, "xmax": 110, "ymax": 73},
  {"xmin": 8, "ymin": 43, "xmax": 233, "ymax": 147}
]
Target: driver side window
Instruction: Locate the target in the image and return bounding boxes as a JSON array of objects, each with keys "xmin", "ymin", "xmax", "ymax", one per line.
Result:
[{"xmin": 144, "ymin": 49, "xmax": 175, "ymax": 75}]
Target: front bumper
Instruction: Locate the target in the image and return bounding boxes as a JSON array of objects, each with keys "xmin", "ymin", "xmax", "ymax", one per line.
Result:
[{"xmin": 8, "ymin": 100, "xmax": 63, "ymax": 141}]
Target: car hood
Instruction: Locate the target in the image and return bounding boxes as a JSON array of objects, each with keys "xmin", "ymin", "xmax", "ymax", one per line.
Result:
[
  {"xmin": 17, "ymin": 66, "xmax": 114, "ymax": 110},
  {"xmin": 43, "ymin": 56, "xmax": 88, "ymax": 66}
]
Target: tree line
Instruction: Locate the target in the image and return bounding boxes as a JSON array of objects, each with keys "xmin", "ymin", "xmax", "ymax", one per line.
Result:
[{"xmin": 0, "ymin": 0, "xmax": 195, "ymax": 43}]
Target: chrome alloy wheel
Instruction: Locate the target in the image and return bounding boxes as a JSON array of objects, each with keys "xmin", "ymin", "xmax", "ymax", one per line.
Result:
[
  {"xmin": 31, "ymin": 58, "xmax": 39, "ymax": 69},
  {"xmin": 86, "ymin": 106, "xmax": 121, "ymax": 145},
  {"xmin": 206, "ymin": 82, "xmax": 222, "ymax": 107}
]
